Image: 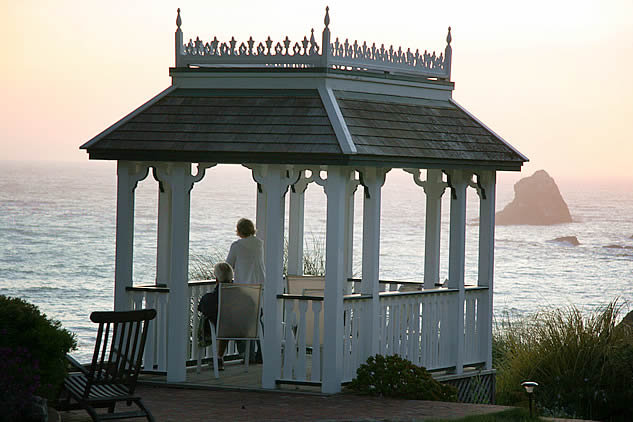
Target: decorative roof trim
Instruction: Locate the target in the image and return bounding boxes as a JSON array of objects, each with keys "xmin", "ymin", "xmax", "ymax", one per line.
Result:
[
  {"xmin": 449, "ymin": 98, "xmax": 529, "ymax": 162},
  {"xmin": 318, "ymin": 86, "xmax": 356, "ymax": 154},
  {"xmin": 175, "ymin": 7, "xmax": 451, "ymax": 80},
  {"xmin": 81, "ymin": 85, "xmax": 178, "ymax": 150}
]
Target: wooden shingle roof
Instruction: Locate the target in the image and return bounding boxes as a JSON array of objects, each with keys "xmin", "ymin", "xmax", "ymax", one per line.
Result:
[
  {"xmin": 82, "ymin": 86, "xmax": 526, "ymax": 170},
  {"xmin": 335, "ymin": 94, "xmax": 523, "ymax": 163}
]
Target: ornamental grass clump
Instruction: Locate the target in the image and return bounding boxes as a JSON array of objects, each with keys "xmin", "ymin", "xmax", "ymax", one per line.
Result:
[
  {"xmin": 494, "ymin": 300, "xmax": 633, "ymax": 421},
  {"xmin": 349, "ymin": 354, "xmax": 457, "ymax": 401},
  {"xmin": 0, "ymin": 295, "xmax": 76, "ymax": 404}
]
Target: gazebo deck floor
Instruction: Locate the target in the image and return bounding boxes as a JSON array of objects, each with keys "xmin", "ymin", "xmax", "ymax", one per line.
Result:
[{"xmin": 138, "ymin": 357, "xmax": 323, "ymax": 394}]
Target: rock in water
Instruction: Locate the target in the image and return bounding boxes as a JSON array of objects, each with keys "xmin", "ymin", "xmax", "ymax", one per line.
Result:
[
  {"xmin": 552, "ymin": 236, "xmax": 580, "ymax": 246},
  {"xmin": 496, "ymin": 170, "xmax": 572, "ymax": 225}
]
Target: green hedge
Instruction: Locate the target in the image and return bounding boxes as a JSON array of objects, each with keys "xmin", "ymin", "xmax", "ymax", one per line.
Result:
[
  {"xmin": 348, "ymin": 354, "xmax": 457, "ymax": 401},
  {"xmin": 0, "ymin": 295, "xmax": 76, "ymax": 402}
]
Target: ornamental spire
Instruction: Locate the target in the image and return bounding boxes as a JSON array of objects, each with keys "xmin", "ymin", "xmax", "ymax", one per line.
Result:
[
  {"xmin": 324, "ymin": 6, "xmax": 330, "ymax": 28},
  {"xmin": 446, "ymin": 26, "xmax": 452, "ymax": 45},
  {"xmin": 176, "ymin": 8, "xmax": 182, "ymax": 29}
]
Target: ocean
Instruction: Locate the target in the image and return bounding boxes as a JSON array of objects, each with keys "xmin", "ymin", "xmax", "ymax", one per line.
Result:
[{"xmin": 1, "ymin": 160, "xmax": 632, "ymax": 361}]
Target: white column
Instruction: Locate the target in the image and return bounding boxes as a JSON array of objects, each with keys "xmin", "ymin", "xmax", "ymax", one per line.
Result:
[
  {"xmin": 423, "ymin": 169, "xmax": 446, "ymax": 289},
  {"xmin": 344, "ymin": 174, "xmax": 359, "ymax": 292},
  {"xmin": 322, "ymin": 166, "xmax": 349, "ymax": 394},
  {"xmin": 114, "ymin": 161, "xmax": 148, "ymax": 311},
  {"xmin": 253, "ymin": 165, "xmax": 287, "ymax": 389},
  {"xmin": 155, "ymin": 177, "xmax": 172, "ymax": 286},
  {"xmin": 156, "ymin": 163, "xmax": 194, "ymax": 383},
  {"xmin": 288, "ymin": 172, "xmax": 309, "ymax": 276},
  {"xmin": 477, "ymin": 171, "xmax": 496, "ymax": 370},
  {"xmin": 360, "ymin": 168, "xmax": 387, "ymax": 360},
  {"xmin": 447, "ymin": 170, "xmax": 470, "ymax": 375}
]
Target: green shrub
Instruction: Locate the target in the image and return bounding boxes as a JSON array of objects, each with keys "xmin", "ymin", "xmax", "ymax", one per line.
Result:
[
  {"xmin": 348, "ymin": 354, "xmax": 458, "ymax": 401},
  {"xmin": 0, "ymin": 346, "xmax": 41, "ymax": 421},
  {"xmin": 494, "ymin": 300, "xmax": 633, "ymax": 421},
  {"xmin": 0, "ymin": 296, "xmax": 76, "ymax": 402}
]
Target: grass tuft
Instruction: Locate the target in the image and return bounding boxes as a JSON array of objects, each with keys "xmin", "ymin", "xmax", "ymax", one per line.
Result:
[{"xmin": 494, "ymin": 299, "xmax": 633, "ymax": 421}]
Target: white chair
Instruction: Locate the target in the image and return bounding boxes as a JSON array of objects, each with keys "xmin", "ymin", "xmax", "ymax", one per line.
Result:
[{"xmin": 203, "ymin": 283, "xmax": 262, "ymax": 378}]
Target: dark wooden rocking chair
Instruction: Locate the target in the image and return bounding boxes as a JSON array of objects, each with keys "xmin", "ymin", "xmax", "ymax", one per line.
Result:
[{"xmin": 57, "ymin": 309, "xmax": 156, "ymax": 421}]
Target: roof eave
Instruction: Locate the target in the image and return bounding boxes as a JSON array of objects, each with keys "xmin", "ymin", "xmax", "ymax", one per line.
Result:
[{"xmin": 85, "ymin": 149, "xmax": 523, "ymax": 171}]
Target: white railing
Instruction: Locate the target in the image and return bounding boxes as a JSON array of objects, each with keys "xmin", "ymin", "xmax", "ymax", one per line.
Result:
[
  {"xmin": 342, "ymin": 295, "xmax": 369, "ymax": 382},
  {"xmin": 127, "ymin": 280, "xmax": 489, "ymax": 383},
  {"xmin": 379, "ymin": 289, "xmax": 456, "ymax": 370},
  {"xmin": 188, "ymin": 281, "xmax": 217, "ymax": 365},
  {"xmin": 281, "ymin": 294, "xmax": 323, "ymax": 383},
  {"xmin": 127, "ymin": 280, "xmax": 217, "ymax": 373},
  {"xmin": 127, "ymin": 285, "xmax": 169, "ymax": 373},
  {"xmin": 377, "ymin": 286, "xmax": 489, "ymax": 372},
  {"xmin": 174, "ymin": 8, "xmax": 451, "ymax": 80},
  {"xmin": 464, "ymin": 287, "xmax": 488, "ymax": 366}
]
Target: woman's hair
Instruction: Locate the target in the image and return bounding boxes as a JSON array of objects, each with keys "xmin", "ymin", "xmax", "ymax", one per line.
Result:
[
  {"xmin": 236, "ymin": 218, "xmax": 256, "ymax": 237},
  {"xmin": 214, "ymin": 262, "xmax": 234, "ymax": 283}
]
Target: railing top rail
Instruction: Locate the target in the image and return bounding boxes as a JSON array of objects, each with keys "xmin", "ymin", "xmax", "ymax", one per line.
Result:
[
  {"xmin": 277, "ymin": 293, "xmax": 372, "ymax": 301},
  {"xmin": 126, "ymin": 285, "xmax": 170, "ymax": 293},
  {"xmin": 174, "ymin": 7, "xmax": 452, "ymax": 80},
  {"xmin": 379, "ymin": 288, "xmax": 459, "ymax": 297}
]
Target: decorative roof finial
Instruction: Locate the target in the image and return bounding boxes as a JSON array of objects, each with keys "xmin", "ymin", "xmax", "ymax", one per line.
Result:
[
  {"xmin": 324, "ymin": 6, "xmax": 330, "ymax": 28},
  {"xmin": 446, "ymin": 26, "xmax": 452, "ymax": 45},
  {"xmin": 176, "ymin": 8, "xmax": 182, "ymax": 29}
]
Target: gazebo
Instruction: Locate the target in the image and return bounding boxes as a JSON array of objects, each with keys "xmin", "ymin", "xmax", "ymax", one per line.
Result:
[{"xmin": 81, "ymin": 8, "xmax": 527, "ymax": 396}]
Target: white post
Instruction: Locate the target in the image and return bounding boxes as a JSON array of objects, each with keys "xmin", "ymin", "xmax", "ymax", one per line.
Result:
[
  {"xmin": 322, "ymin": 166, "xmax": 349, "ymax": 394},
  {"xmin": 477, "ymin": 171, "xmax": 496, "ymax": 370},
  {"xmin": 254, "ymin": 165, "xmax": 287, "ymax": 389},
  {"xmin": 447, "ymin": 170, "xmax": 470, "ymax": 375},
  {"xmin": 423, "ymin": 169, "xmax": 446, "ymax": 289},
  {"xmin": 288, "ymin": 172, "xmax": 309, "ymax": 276},
  {"xmin": 156, "ymin": 163, "xmax": 194, "ymax": 383},
  {"xmin": 360, "ymin": 168, "xmax": 387, "ymax": 360},
  {"xmin": 114, "ymin": 161, "xmax": 148, "ymax": 311},
  {"xmin": 155, "ymin": 177, "xmax": 172, "ymax": 286}
]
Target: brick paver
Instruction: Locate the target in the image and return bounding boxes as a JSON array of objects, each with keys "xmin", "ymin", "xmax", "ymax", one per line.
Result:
[{"xmin": 57, "ymin": 385, "xmax": 512, "ymax": 421}]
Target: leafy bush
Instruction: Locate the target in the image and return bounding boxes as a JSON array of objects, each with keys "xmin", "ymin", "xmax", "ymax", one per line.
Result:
[
  {"xmin": 0, "ymin": 346, "xmax": 41, "ymax": 421},
  {"xmin": 0, "ymin": 295, "xmax": 76, "ymax": 402},
  {"xmin": 348, "ymin": 354, "xmax": 457, "ymax": 401},
  {"xmin": 494, "ymin": 300, "xmax": 633, "ymax": 421}
]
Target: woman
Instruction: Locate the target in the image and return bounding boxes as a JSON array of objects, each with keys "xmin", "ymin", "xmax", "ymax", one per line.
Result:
[
  {"xmin": 226, "ymin": 218, "xmax": 265, "ymax": 284},
  {"xmin": 225, "ymin": 218, "xmax": 264, "ymax": 363}
]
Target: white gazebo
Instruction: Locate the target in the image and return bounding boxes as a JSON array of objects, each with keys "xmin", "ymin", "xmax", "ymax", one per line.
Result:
[{"xmin": 81, "ymin": 8, "xmax": 527, "ymax": 397}]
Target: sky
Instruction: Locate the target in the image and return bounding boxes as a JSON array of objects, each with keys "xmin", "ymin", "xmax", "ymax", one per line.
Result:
[{"xmin": 2, "ymin": 0, "xmax": 632, "ymax": 184}]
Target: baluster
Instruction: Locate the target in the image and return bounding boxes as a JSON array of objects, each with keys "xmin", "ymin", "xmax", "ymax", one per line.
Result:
[
  {"xmin": 297, "ymin": 300, "xmax": 308, "ymax": 380},
  {"xmin": 157, "ymin": 294, "xmax": 168, "ymax": 372},
  {"xmin": 466, "ymin": 295, "xmax": 475, "ymax": 363},
  {"xmin": 144, "ymin": 293, "xmax": 157, "ymax": 371},
  {"xmin": 431, "ymin": 294, "xmax": 439, "ymax": 368},
  {"xmin": 283, "ymin": 300, "xmax": 296, "ymax": 379},
  {"xmin": 311, "ymin": 301, "xmax": 322, "ymax": 382}
]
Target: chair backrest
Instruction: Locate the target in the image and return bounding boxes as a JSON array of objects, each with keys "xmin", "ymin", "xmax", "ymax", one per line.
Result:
[
  {"xmin": 87, "ymin": 309, "xmax": 156, "ymax": 394},
  {"xmin": 216, "ymin": 284, "xmax": 261, "ymax": 339},
  {"xmin": 286, "ymin": 275, "xmax": 325, "ymax": 296}
]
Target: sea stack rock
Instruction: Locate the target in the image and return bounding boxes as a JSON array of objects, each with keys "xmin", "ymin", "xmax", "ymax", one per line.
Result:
[
  {"xmin": 552, "ymin": 236, "xmax": 580, "ymax": 246},
  {"xmin": 496, "ymin": 170, "xmax": 572, "ymax": 225}
]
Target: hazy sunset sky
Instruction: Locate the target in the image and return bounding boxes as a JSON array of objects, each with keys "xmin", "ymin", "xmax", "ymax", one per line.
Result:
[{"xmin": 3, "ymin": 0, "xmax": 632, "ymax": 184}]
